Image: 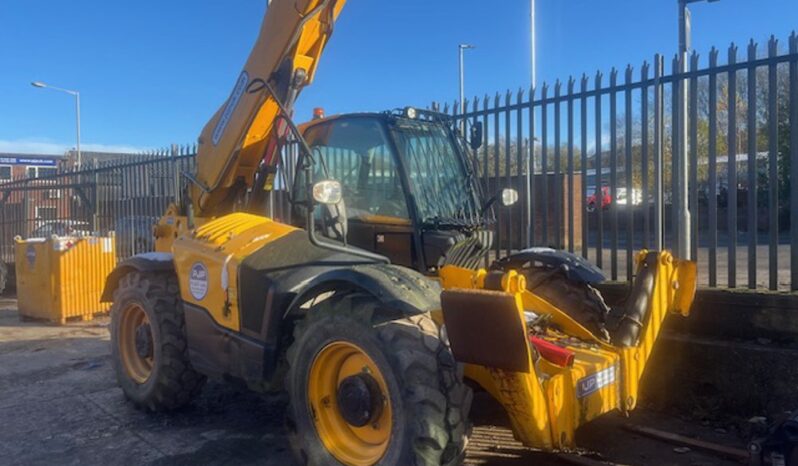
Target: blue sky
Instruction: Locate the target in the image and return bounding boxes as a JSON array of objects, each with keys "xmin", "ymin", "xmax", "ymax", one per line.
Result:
[{"xmin": 1, "ymin": 0, "xmax": 794, "ymax": 154}]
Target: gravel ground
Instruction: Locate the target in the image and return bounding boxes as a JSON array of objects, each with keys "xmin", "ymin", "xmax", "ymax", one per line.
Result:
[{"xmin": 0, "ymin": 300, "xmax": 748, "ymax": 466}]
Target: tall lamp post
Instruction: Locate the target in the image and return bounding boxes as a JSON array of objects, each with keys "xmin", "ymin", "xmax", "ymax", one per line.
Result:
[
  {"xmin": 676, "ymin": 0, "xmax": 718, "ymax": 260},
  {"xmin": 530, "ymin": 0, "xmax": 536, "ymax": 89},
  {"xmin": 31, "ymin": 81, "xmax": 81, "ymax": 167},
  {"xmin": 458, "ymin": 44, "xmax": 475, "ymax": 114},
  {"xmin": 528, "ymin": 0, "xmax": 537, "ymax": 247}
]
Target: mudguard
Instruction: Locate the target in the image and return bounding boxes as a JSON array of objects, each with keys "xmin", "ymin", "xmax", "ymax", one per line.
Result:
[
  {"xmin": 182, "ymin": 228, "xmax": 442, "ymax": 384},
  {"xmin": 492, "ymin": 247, "xmax": 606, "ymax": 284},
  {"xmin": 101, "ymin": 252, "xmax": 175, "ymax": 302}
]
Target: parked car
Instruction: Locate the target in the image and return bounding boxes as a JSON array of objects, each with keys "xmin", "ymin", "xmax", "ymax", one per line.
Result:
[
  {"xmin": 114, "ymin": 216, "xmax": 157, "ymax": 257},
  {"xmin": 586, "ymin": 186, "xmax": 611, "ymax": 212},
  {"xmin": 615, "ymin": 187, "xmax": 643, "ymax": 206},
  {"xmin": 586, "ymin": 186, "xmax": 643, "ymax": 212},
  {"xmin": 30, "ymin": 220, "xmax": 92, "ymax": 238}
]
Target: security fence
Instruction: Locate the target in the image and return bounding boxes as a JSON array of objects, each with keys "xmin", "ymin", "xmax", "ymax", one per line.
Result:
[
  {"xmin": 435, "ymin": 33, "xmax": 798, "ymax": 292},
  {"xmin": 0, "ymin": 146, "xmax": 195, "ymax": 264},
  {"xmin": 2, "ymin": 33, "xmax": 796, "ymax": 293}
]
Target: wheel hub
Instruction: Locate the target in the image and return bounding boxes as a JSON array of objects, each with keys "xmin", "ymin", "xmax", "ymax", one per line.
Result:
[
  {"xmin": 336, "ymin": 373, "xmax": 384, "ymax": 427},
  {"xmin": 134, "ymin": 323, "xmax": 153, "ymax": 359},
  {"xmin": 308, "ymin": 341, "xmax": 393, "ymax": 465}
]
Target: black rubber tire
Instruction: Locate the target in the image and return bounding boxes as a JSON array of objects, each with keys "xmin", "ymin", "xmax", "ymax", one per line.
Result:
[
  {"xmin": 286, "ymin": 293, "xmax": 472, "ymax": 466},
  {"xmin": 110, "ymin": 271, "xmax": 205, "ymax": 411},
  {"xmin": 516, "ymin": 266, "xmax": 611, "ymax": 341}
]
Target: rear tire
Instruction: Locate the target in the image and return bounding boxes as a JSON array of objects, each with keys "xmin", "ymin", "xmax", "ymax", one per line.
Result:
[
  {"xmin": 513, "ymin": 266, "xmax": 610, "ymax": 341},
  {"xmin": 110, "ymin": 271, "xmax": 205, "ymax": 411},
  {"xmin": 286, "ymin": 293, "xmax": 471, "ymax": 466}
]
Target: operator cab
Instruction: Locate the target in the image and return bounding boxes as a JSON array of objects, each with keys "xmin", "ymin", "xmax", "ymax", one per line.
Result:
[{"xmin": 291, "ymin": 108, "xmax": 512, "ymax": 273}]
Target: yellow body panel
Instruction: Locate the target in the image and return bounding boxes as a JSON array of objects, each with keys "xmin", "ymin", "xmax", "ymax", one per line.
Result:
[
  {"xmin": 170, "ymin": 212, "xmax": 297, "ymax": 331},
  {"xmin": 153, "ymin": 203, "xmax": 191, "ymax": 254},
  {"xmin": 439, "ymin": 250, "xmax": 696, "ymax": 450},
  {"xmin": 16, "ymin": 236, "xmax": 115, "ymax": 324}
]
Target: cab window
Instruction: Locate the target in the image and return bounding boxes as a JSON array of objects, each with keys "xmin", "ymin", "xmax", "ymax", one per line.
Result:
[{"xmin": 300, "ymin": 118, "xmax": 408, "ymax": 221}]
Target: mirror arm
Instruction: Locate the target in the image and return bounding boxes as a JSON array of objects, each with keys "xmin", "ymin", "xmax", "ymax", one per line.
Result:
[{"xmin": 479, "ymin": 194, "xmax": 499, "ymax": 217}]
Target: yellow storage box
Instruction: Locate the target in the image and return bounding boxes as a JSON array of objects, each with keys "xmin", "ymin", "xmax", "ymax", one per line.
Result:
[{"xmin": 15, "ymin": 235, "xmax": 116, "ymax": 324}]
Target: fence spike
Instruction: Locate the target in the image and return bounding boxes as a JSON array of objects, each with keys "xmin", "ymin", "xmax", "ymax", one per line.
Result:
[
  {"xmin": 728, "ymin": 42, "xmax": 738, "ymax": 62},
  {"xmin": 625, "ymin": 64, "xmax": 633, "ymax": 81},
  {"xmin": 749, "ymin": 39, "xmax": 758, "ymax": 61},
  {"xmin": 748, "ymin": 39, "xmax": 758, "ymax": 59},
  {"xmin": 555, "ymin": 79, "xmax": 561, "ymax": 95},
  {"xmin": 505, "ymin": 89, "xmax": 512, "ymax": 105},
  {"xmin": 791, "ymin": 31, "xmax": 797, "ymax": 51},
  {"xmin": 690, "ymin": 50, "xmax": 699, "ymax": 69},
  {"xmin": 610, "ymin": 68, "xmax": 617, "ymax": 86},
  {"xmin": 472, "ymin": 96, "xmax": 479, "ymax": 113},
  {"xmin": 768, "ymin": 35, "xmax": 778, "ymax": 56},
  {"xmin": 517, "ymin": 88, "xmax": 524, "ymax": 104},
  {"xmin": 483, "ymin": 94, "xmax": 490, "ymax": 111},
  {"xmin": 541, "ymin": 82, "xmax": 548, "ymax": 99},
  {"xmin": 442, "ymin": 102, "xmax": 449, "ymax": 114},
  {"xmin": 710, "ymin": 46, "xmax": 719, "ymax": 64},
  {"xmin": 494, "ymin": 92, "xmax": 501, "ymax": 107}
]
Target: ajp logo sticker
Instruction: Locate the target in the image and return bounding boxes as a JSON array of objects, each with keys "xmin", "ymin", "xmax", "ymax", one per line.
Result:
[
  {"xmin": 189, "ymin": 262, "xmax": 209, "ymax": 301},
  {"xmin": 576, "ymin": 365, "xmax": 616, "ymax": 399}
]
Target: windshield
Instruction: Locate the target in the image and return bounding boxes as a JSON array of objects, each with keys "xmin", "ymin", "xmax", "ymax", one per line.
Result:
[{"xmin": 390, "ymin": 120, "xmax": 481, "ymax": 225}]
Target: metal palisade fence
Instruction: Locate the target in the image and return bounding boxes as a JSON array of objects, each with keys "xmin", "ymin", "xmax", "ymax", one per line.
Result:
[
  {"xmin": 0, "ymin": 33, "xmax": 796, "ymax": 293},
  {"xmin": 0, "ymin": 145, "xmax": 195, "ymax": 264},
  {"xmin": 436, "ymin": 33, "xmax": 798, "ymax": 292}
]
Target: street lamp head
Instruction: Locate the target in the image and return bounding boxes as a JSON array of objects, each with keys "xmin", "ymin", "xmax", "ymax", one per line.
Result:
[
  {"xmin": 459, "ymin": 44, "xmax": 475, "ymax": 50},
  {"xmin": 31, "ymin": 81, "xmax": 47, "ymax": 88}
]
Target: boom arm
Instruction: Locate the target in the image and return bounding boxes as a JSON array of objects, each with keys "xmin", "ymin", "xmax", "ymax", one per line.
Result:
[{"xmin": 189, "ymin": 0, "xmax": 346, "ymax": 218}]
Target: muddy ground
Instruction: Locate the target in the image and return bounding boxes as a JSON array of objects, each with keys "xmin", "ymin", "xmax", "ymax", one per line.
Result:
[{"xmin": 0, "ymin": 300, "xmax": 750, "ymax": 466}]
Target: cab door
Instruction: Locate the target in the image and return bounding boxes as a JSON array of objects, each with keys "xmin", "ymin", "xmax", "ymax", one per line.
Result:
[{"xmin": 295, "ymin": 117, "xmax": 416, "ymax": 267}]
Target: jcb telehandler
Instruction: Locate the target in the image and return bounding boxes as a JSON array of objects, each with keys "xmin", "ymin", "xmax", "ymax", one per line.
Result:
[{"xmin": 101, "ymin": 1, "xmax": 697, "ymax": 465}]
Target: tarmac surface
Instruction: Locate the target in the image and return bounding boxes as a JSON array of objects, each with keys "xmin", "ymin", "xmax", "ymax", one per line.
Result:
[{"xmin": 0, "ymin": 299, "xmax": 749, "ymax": 466}]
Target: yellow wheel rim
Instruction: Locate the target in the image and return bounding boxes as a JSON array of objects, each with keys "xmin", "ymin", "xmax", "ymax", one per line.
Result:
[
  {"xmin": 118, "ymin": 303, "xmax": 154, "ymax": 384},
  {"xmin": 308, "ymin": 341, "xmax": 392, "ymax": 466}
]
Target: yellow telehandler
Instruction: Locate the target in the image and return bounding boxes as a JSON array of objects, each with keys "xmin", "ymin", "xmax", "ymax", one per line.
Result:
[{"xmin": 101, "ymin": 1, "xmax": 697, "ymax": 464}]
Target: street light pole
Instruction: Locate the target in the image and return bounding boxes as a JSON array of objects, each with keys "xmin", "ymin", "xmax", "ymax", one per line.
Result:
[
  {"xmin": 528, "ymin": 0, "xmax": 536, "ymax": 247},
  {"xmin": 530, "ymin": 0, "xmax": 536, "ymax": 89},
  {"xmin": 676, "ymin": 0, "xmax": 719, "ymax": 260},
  {"xmin": 458, "ymin": 44, "xmax": 474, "ymax": 114},
  {"xmin": 31, "ymin": 81, "xmax": 81, "ymax": 167}
]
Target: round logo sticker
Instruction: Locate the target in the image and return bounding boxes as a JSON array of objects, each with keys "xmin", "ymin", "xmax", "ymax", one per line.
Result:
[
  {"xmin": 189, "ymin": 262, "xmax": 209, "ymax": 301},
  {"xmin": 26, "ymin": 244, "xmax": 36, "ymax": 267}
]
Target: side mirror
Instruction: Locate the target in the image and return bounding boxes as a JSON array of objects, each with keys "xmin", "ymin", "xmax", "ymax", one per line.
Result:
[
  {"xmin": 501, "ymin": 188, "xmax": 519, "ymax": 207},
  {"xmin": 480, "ymin": 187, "xmax": 519, "ymax": 215},
  {"xmin": 469, "ymin": 121, "xmax": 483, "ymax": 151},
  {"xmin": 312, "ymin": 180, "xmax": 342, "ymax": 205}
]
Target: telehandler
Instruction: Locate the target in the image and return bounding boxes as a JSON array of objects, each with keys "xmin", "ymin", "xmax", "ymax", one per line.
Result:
[{"xmin": 101, "ymin": 1, "xmax": 697, "ymax": 465}]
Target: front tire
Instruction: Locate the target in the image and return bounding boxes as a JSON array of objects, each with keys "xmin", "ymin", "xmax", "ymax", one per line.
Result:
[
  {"xmin": 286, "ymin": 294, "xmax": 471, "ymax": 466},
  {"xmin": 110, "ymin": 271, "xmax": 205, "ymax": 411}
]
